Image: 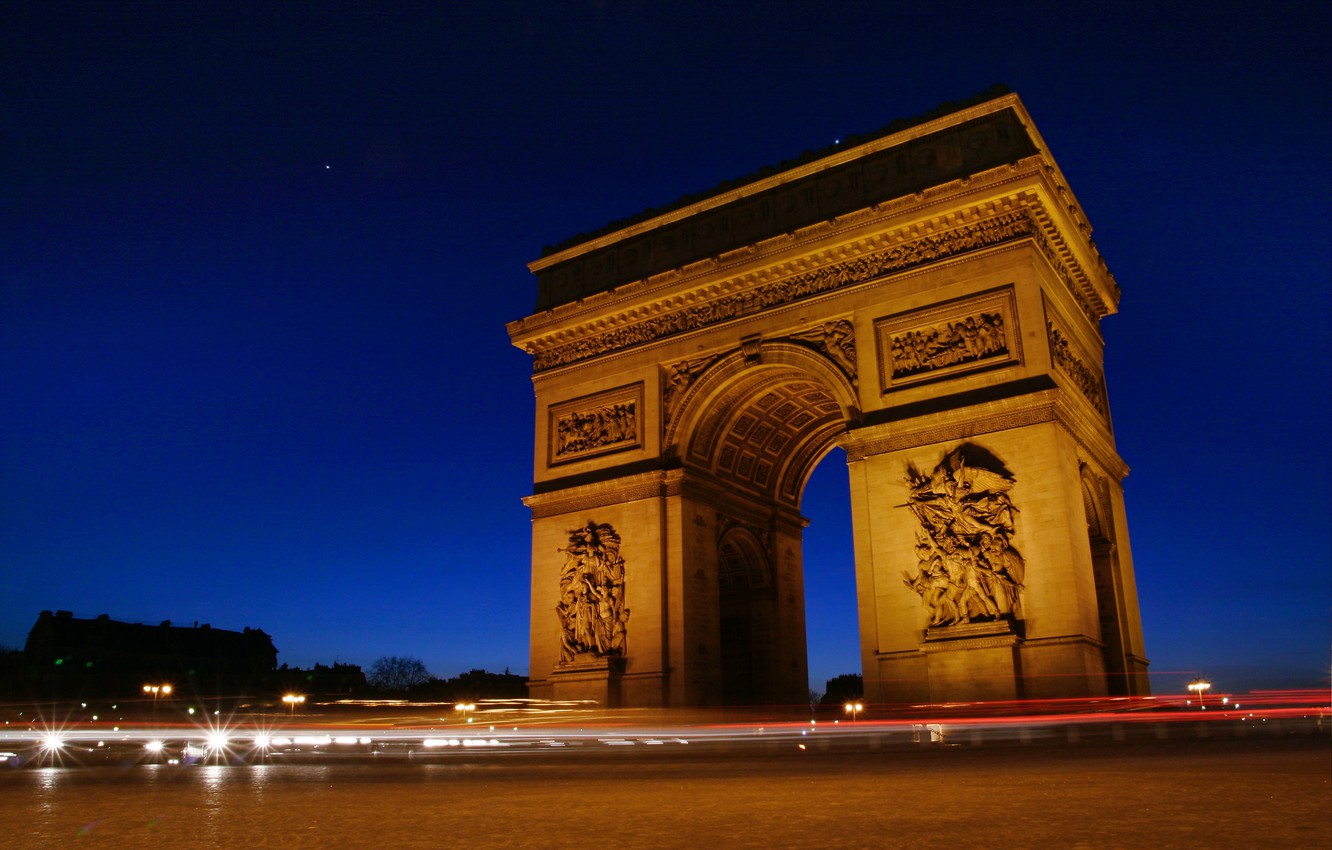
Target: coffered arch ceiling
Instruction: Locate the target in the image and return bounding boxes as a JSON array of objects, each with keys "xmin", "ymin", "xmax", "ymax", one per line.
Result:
[{"xmin": 674, "ymin": 349, "xmax": 853, "ymax": 508}]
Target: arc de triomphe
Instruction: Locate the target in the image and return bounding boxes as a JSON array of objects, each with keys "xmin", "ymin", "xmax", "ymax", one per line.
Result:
[{"xmin": 507, "ymin": 90, "xmax": 1149, "ymax": 707}]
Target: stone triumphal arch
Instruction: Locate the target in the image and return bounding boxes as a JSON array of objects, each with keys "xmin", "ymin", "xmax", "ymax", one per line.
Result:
[{"xmin": 507, "ymin": 90, "xmax": 1149, "ymax": 707}]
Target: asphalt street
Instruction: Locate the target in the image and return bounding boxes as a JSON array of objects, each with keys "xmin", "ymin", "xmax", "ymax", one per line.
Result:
[{"xmin": 3, "ymin": 736, "xmax": 1326, "ymax": 849}]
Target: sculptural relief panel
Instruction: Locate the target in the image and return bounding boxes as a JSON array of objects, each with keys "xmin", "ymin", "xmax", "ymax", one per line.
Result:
[
  {"xmin": 662, "ymin": 355, "xmax": 719, "ymax": 426},
  {"xmin": 549, "ymin": 383, "xmax": 644, "ymax": 465},
  {"xmin": 787, "ymin": 319, "xmax": 858, "ymax": 387},
  {"xmin": 900, "ymin": 444, "xmax": 1025, "ymax": 627},
  {"xmin": 531, "ymin": 210, "xmax": 1038, "ymax": 372},
  {"xmin": 556, "ymin": 521, "xmax": 629, "ymax": 664},
  {"xmin": 875, "ymin": 287, "xmax": 1020, "ymax": 393},
  {"xmin": 1048, "ymin": 321, "xmax": 1108, "ymax": 417}
]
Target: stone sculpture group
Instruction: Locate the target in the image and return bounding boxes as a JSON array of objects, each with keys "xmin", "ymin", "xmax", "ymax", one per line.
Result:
[
  {"xmin": 901, "ymin": 446, "xmax": 1025, "ymax": 626},
  {"xmin": 556, "ymin": 521, "xmax": 629, "ymax": 663}
]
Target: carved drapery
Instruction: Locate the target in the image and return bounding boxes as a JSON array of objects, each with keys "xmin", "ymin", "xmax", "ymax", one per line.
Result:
[
  {"xmin": 1048, "ymin": 323, "xmax": 1107, "ymax": 416},
  {"xmin": 662, "ymin": 356, "xmax": 717, "ymax": 425},
  {"xmin": 875, "ymin": 287, "xmax": 1020, "ymax": 392},
  {"xmin": 888, "ymin": 311, "xmax": 1006, "ymax": 378},
  {"xmin": 549, "ymin": 384, "xmax": 643, "ymax": 464},
  {"xmin": 556, "ymin": 521, "xmax": 629, "ymax": 664},
  {"xmin": 787, "ymin": 320, "xmax": 858, "ymax": 387},
  {"xmin": 900, "ymin": 444, "xmax": 1025, "ymax": 626},
  {"xmin": 531, "ymin": 210, "xmax": 1037, "ymax": 372}
]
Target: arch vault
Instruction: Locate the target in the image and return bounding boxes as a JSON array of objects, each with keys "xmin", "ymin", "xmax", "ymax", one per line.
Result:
[{"xmin": 507, "ymin": 90, "xmax": 1150, "ymax": 707}]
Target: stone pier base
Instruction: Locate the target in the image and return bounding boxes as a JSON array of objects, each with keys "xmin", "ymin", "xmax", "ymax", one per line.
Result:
[
  {"xmin": 543, "ymin": 656, "xmax": 626, "ymax": 708},
  {"xmin": 921, "ymin": 621, "xmax": 1022, "ymax": 702}
]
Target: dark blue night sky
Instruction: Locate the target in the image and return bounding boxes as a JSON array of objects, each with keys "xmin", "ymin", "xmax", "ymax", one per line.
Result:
[{"xmin": 3, "ymin": 1, "xmax": 1328, "ymax": 696}]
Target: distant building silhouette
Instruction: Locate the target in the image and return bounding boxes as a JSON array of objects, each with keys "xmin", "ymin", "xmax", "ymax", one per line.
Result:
[
  {"xmin": 410, "ymin": 668, "xmax": 528, "ymax": 701},
  {"xmin": 819, "ymin": 673, "xmax": 864, "ymax": 707},
  {"xmin": 276, "ymin": 661, "xmax": 367, "ymax": 696},
  {"xmin": 22, "ymin": 610, "xmax": 277, "ymax": 699}
]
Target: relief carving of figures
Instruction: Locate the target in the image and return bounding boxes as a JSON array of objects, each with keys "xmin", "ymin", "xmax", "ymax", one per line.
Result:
[
  {"xmin": 663, "ymin": 356, "xmax": 715, "ymax": 424},
  {"xmin": 889, "ymin": 312, "xmax": 1007, "ymax": 378},
  {"xmin": 554, "ymin": 402, "xmax": 637, "ymax": 459},
  {"xmin": 789, "ymin": 320, "xmax": 858, "ymax": 386},
  {"xmin": 900, "ymin": 444, "xmax": 1025, "ymax": 626},
  {"xmin": 556, "ymin": 521, "xmax": 629, "ymax": 664},
  {"xmin": 532, "ymin": 211, "xmax": 1035, "ymax": 372},
  {"xmin": 1048, "ymin": 324, "xmax": 1108, "ymax": 415}
]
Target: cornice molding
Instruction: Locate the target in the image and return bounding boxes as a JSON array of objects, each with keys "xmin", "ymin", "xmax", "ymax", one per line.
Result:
[
  {"xmin": 527, "ymin": 92, "xmax": 1033, "ymax": 274},
  {"xmin": 524, "ymin": 469, "xmax": 684, "ymax": 519},
  {"xmin": 513, "ymin": 184, "xmax": 1111, "ymax": 376},
  {"xmin": 838, "ymin": 382, "xmax": 1127, "ymax": 480},
  {"xmin": 525, "ymin": 207, "xmax": 1039, "ymax": 373},
  {"xmin": 509, "ymin": 161, "xmax": 1043, "ymax": 346},
  {"xmin": 1053, "ymin": 391, "xmax": 1129, "ymax": 481},
  {"xmin": 841, "ymin": 390, "xmax": 1061, "ymax": 460}
]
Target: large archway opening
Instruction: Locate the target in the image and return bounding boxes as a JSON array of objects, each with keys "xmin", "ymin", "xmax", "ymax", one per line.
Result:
[
  {"xmin": 716, "ymin": 523, "xmax": 772, "ymax": 706},
  {"xmin": 799, "ymin": 447, "xmax": 858, "ymax": 701},
  {"xmin": 670, "ymin": 348, "xmax": 858, "ymax": 705}
]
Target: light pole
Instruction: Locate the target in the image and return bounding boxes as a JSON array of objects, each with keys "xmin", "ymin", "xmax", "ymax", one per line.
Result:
[
  {"xmin": 282, "ymin": 693, "xmax": 306, "ymax": 716},
  {"xmin": 454, "ymin": 702, "xmax": 476, "ymax": 723},
  {"xmin": 143, "ymin": 683, "xmax": 172, "ymax": 719},
  {"xmin": 843, "ymin": 701, "xmax": 864, "ymax": 722},
  {"xmin": 1187, "ymin": 679, "xmax": 1212, "ymax": 708}
]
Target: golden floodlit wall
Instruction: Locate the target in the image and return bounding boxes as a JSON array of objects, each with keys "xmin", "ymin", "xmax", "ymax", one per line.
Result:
[{"xmin": 509, "ymin": 90, "xmax": 1149, "ymax": 707}]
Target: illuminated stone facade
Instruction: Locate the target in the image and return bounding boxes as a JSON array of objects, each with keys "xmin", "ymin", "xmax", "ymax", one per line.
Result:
[{"xmin": 508, "ymin": 90, "xmax": 1149, "ymax": 707}]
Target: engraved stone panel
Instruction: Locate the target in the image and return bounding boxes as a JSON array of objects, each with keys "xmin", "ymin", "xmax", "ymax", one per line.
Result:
[
  {"xmin": 786, "ymin": 319, "xmax": 858, "ymax": 387},
  {"xmin": 556, "ymin": 521, "xmax": 629, "ymax": 664},
  {"xmin": 531, "ymin": 210, "xmax": 1038, "ymax": 373},
  {"xmin": 900, "ymin": 443, "xmax": 1025, "ymax": 626},
  {"xmin": 549, "ymin": 383, "xmax": 644, "ymax": 465},
  {"xmin": 1048, "ymin": 321, "xmax": 1108, "ymax": 417},
  {"xmin": 875, "ymin": 287, "xmax": 1020, "ymax": 393}
]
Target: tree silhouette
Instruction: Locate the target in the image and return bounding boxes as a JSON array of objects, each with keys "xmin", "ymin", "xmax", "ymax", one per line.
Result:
[{"xmin": 366, "ymin": 655, "xmax": 431, "ymax": 692}]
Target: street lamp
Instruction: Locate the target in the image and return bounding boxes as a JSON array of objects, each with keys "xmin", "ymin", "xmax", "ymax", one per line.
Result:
[
  {"xmin": 282, "ymin": 694, "xmax": 306, "ymax": 715},
  {"xmin": 1187, "ymin": 679, "xmax": 1212, "ymax": 708},
  {"xmin": 454, "ymin": 702, "xmax": 476, "ymax": 723},
  {"xmin": 143, "ymin": 684, "xmax": 172, "ymax": 718},
  {"xmin": 843, "ymin": 701, "xmax": 864, "ymax": 722}
]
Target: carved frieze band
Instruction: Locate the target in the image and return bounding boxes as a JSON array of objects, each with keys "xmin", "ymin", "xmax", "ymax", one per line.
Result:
[
  {"xmin": 875, "ymin": 287, "xmax": 1020, "ymax": 393},
  {"xmin": 549, "ymin": 383, "xmax": 644, "ymax": 465},
  {"xmin": 531, "ymin": 210, "xmax": 1038, "ymax": 373},
  {"xmin": 1029, "ymin": 208, "xmax": 1100, "ymax": 326},
  {"xmin": 1047, "ymin": 322, "xmax": 1107, "ymax": 416}
]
